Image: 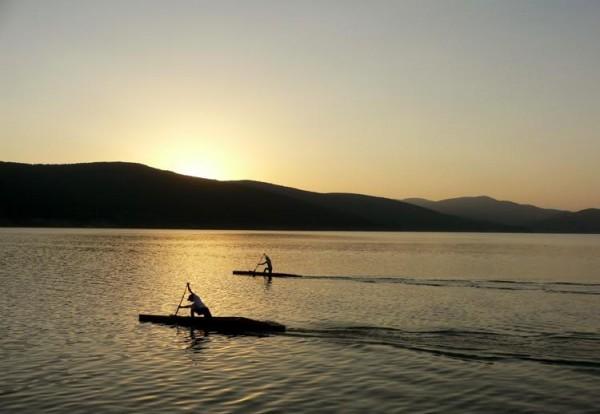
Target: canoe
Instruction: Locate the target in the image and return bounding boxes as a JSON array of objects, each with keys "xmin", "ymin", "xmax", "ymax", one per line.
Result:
[
  {"xmin": 233, "ymin": 270, "xmax": 302, "ymax": 278},
  {"xmin": 138, "ymin": 314, "xmax": 286, "ymax": 333}
]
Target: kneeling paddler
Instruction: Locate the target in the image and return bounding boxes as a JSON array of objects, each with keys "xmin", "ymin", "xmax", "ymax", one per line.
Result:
[{"xmin": 178, "ymin": 282, "xmax": 212, "ymax": 318}]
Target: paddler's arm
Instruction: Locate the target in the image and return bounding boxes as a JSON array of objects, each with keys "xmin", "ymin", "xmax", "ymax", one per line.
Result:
[
  {"xmin": 257, "ymin": 253, "xmax": 266, "ymax": 266},
  {"xmin": 187, "ymin": 282, "xmax": 194, "ymax": 295}
]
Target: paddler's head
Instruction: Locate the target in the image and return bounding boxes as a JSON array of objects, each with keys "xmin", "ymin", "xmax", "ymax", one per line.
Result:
[{"xmin": 187, "ymin": 294, "xmax": 194, "ymax": 301}]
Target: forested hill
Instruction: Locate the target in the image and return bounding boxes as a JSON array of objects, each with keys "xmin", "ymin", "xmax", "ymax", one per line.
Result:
[
  {"xmin": 0, "ymin": 161, "xmax": 506, "ymax": 231},
  {"xmin": 530, "ymin": 209, "xmax": 600, "ymax": 234},
  {"xmin": 403, "ymin": 196, "xmax": 600, "ymax": 233},
  {"xmin": 404, "ymin": 196, "xmax": 564, "ymax": 226}
]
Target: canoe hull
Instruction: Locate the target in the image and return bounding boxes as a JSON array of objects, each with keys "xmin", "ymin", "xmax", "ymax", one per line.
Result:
[
  {"xmin": 138, "ymin": 314, "xmax": 286, "ymax": 333},
  {"xmin": 233, "ymin": 270, "xmax": 302, "ymax": 278}
]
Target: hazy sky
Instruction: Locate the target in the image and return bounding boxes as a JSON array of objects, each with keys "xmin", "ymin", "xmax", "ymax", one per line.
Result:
[{"xmin": 1, "ymin": 0, "xmax": 599, "ymax": 210}]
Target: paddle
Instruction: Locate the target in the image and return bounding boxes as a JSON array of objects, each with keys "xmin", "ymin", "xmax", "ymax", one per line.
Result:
[
  {"xmin": 252, "ymin": 254, "xmax": 265, "ymax": 274},
  {"xmin": 174, "ymin": 282, "xmax": 189, "ymax": 316}
]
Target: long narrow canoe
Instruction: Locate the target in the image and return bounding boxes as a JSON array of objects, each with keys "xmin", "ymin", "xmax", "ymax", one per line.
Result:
[
  {"xmin": 139, "ymin": 314, "xmax": 286, "ymax": 333},
  {"xmin": 233, "ymin": 270, "xmax": 302, "ymax": 278}
]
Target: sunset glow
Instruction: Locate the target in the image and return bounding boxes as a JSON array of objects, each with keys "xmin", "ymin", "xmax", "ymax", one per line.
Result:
[
  {"xmin": 2, "ymin": 1, "xmax": 600, "ymax": 210},
  {"xmin": 174, "ymin": 161, "xmax": 221, "ymax": 180}
]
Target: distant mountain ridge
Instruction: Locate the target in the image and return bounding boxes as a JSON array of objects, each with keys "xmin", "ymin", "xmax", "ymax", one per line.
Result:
[
  {"xmin": 233, "ymin": 181, "xmax": 496, "ymax": 230},
  {"xmin": 1, "ymin": 161, "xmax": 597, "ymax": 233},
  {"xmin": 531, "ymin": 209, "xmax": 600, "ymax": 233},
  {"xmin": 403, "ymin": 195, "xmax": 600, "ymax": 233},
  {"xmin": 403, "ymin": 196, "xmax": 565, "ymax": 226},
  {"xmin": 0, "ymin": 161, "xmax": 505, "ymax": 232}
]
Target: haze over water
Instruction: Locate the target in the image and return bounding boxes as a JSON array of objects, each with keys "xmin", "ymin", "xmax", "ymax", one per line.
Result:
[{"xmin": 1, "ymin": 228, "xmax": 599, "ymax": 413}]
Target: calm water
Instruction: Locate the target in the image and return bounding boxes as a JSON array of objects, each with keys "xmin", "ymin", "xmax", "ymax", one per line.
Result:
[{"xmin": 1, "ymin": 229, "xmax": 599, "ymax": 413}]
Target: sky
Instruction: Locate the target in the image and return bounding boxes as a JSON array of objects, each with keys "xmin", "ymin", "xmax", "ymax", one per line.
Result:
[{"xmin": 1, "ymin": 0, "xmax": 599, "ymax": 210}]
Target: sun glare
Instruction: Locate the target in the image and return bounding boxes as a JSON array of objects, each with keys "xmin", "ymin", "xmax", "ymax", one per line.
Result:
[{"xmin": 176, "ymin": 162, "xmax": 220, "ymax": 180}]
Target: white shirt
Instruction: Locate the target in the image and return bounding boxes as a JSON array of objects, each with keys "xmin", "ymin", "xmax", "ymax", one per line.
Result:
[{"xmin": 190, "ymin": 293, "xmax": 206, "ymax": 309}]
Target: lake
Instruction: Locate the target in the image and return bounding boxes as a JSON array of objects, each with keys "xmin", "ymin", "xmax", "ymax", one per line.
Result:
[{"xmin": 1, "ymin": 229, "xmax": 599, "ymax": 413}]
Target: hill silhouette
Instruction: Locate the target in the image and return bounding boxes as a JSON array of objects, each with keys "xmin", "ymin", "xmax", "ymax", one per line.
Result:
[
  {"xmin": 233, "ymin": 181, "xmax": 505, "ymax": 231},
  {"xmin": 404, "ymin": 196, "xmax": 564, "ymax": 227},
  {"xmin": 3, "ymin": 162, "xmax": 596, "ymax": 233},
  {"xmin": 0, "ymin": 161, "xmax": 505, "ymax": 231},
  {"xmin": 531, "ymin": 209, "xmax": 600, "ymax": 234}
]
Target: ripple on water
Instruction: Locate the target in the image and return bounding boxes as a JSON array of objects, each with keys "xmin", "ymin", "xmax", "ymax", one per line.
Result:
[{"xmin": 1, "ymin": 229, "xmax": 600, "ymax": 413}]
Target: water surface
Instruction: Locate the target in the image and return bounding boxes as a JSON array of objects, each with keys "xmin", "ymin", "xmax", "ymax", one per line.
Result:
[{"xmin": 1, "ymin": 229, "xmax": 599, "ymax": 413}]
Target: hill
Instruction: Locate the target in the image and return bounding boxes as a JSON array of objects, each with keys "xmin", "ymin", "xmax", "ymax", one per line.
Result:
[
  {"xmin": 0, "ymin": 161, "xmax": 505, "ymax": 231},
  {"xmin": 233, "ymin": 181, "xmax": 504, "ymax": 231},
  {"xmin": 403, "ymin": 196, "xmax": 564, "ymax": 227},
  {"xmin": 531, "ymin": 209, "xmax": 600, "ymax": 234}
]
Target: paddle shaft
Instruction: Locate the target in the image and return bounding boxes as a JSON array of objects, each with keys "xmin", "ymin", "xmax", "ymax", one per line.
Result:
[
  {"xmin": 174, "ymin": 284, "xmax": 188, "ymax": 315},
  {"xmin": 253, "ymin": 254, "xmax": 265, "ymax": 272}
]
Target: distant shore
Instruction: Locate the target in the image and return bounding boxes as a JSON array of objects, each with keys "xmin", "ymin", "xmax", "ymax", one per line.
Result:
[{"xmin": 3, "ymin": 225, "xmax": 599, "ymax": 235}]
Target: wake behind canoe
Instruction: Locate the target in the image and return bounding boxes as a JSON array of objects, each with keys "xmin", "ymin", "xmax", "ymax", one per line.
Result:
[
  {"xmin": 233, "ymin": 270, "xmax": 302, "ymax": 278},
  {"xmin": 139, "ymin": 314, "xmax": 286, "ymax": 333}
]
